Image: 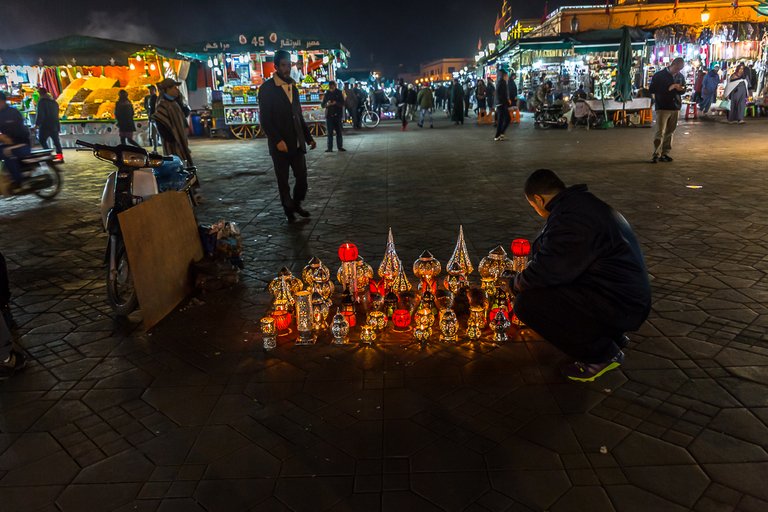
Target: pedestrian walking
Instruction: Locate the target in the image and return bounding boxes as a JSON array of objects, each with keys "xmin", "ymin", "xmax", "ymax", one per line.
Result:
[
  {"xmin": 475, "ymin": 79, "xmax": 487, "ymax": 118},
  {"xmin": 144, "ymin": 85, "xmax": 158, "ymax": 151},
  {"xmin": 322, "ymin": 81, "xmax": 346, "ymax": 152},
  {"xmin": 154, "ymin": 78, "xmax": 193, "ymax": 165},
  {"xmin": 343, "ymin": 83, "xmax": 359, "ymax": 128},
  {"xmin": 397, "ymin": 79, "xmax": 409, "ymax": 130},
  {"xmin": 407, "ymin": 84, "xmax": 418, "ymax": 121},
  {"xmin": 463, "ymin": 82, "xmax": 472, "ymax": 118},
  {"xmin": 417, "ymin": 86, "xmax": 434, "ymax": 128},
  {"xmin": 114, "ymin": 90, "xmax": 141, "ymax": 147},
  {"xmin": 486, "ymin": 80, "xmax": 496, "ymax": 124},
  {"xmin": 494, "ymin": 69, "xmax": 511, "ymax": 141},
  {"xmin": 693, "ymin": 68, "xmax": 706, "ymax": 104},
  {"xmin": 450, "ymin": 79, "xmax": 464, "ymax": 125},
  {"xmin": 508, "ymin": 71, "xmax": 519, "ymax": 107},
  {"xmin": 649, "ymin": 57, "xmax": 686, "ymax": 163},
  {"xmin": 354, "ymin": 85, "xmax": 367, "ymax": 127},
  {"xmin": 34, "ymin": 87, "xmax": 63, "ymax": 161},
  {"xmin": 725, "ymin": 63, "xmax": 749, "ymax": 124},
  {"xmin": 513, "ymin": 169, "xmax": 650, "ymax": 382},
  {"xmin": 258, "ymin": 50, "xmax": 317, "ymax": 224},
  {"xmin": 699, "ymin": 66, "xmax": 720, "ymax": 114}
]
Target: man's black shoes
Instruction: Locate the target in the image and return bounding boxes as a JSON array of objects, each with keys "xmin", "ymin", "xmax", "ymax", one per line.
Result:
[
  {"xmin": 295, "ymin": 206, "xmax": 311, "ymax": 218},
  {"xmin": 339, "ymin": 148, "xmax": 347, "ymax": 152},
  {"xmin": 0, "ymin": 350, "xmax": 27, "ymax": 381},
  {"xmin": 651, "ymin": 155, "xmax": 658, "ymax": 163},
  {"xmin": 659, "ymin": 155, "xmax": 673, "ymax": 162}
]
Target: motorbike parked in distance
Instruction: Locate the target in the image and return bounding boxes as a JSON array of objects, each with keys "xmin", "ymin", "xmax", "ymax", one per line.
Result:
[
  {"xmin": 0, "ymin": 148, "xmax": 63, "ymax": 199},
  {"xmin": 76, "ymin": 140, "xmax": 198, "ymax": 316},
  {"xmin": 534, "ymin": 105, "xmax": 569, "ymax": 130}
]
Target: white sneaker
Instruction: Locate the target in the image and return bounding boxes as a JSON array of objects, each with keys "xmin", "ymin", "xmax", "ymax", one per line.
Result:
[
  {"xmin": 493, "ymin": 137, "xmax": 501, "ymax": 141},
  {"xmin": 499, "ymin": 134, "xmax": 507, "ymax": 140}
]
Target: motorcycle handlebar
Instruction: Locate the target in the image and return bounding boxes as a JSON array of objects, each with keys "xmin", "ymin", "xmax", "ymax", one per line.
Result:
[{"xmin": 75, "ymin": 139, "xmax": 97, "ymax": 149}]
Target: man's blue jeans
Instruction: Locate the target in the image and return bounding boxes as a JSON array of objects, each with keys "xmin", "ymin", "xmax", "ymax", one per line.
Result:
[
  {"xmin": 419, "ymin": 108, "xmax": 433, "ymax": 126},
  {"xmin": 1, "ymin": 144, "xmax": 31, "ymax": 185}
]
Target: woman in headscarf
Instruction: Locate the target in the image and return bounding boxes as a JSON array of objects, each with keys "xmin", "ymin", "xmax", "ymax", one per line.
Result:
[
  {"xmin": 153, "ymin": 78, "xmax": 193, "ymax": 164},
  {"xmin": 451, "ymin": 79, "xmax": 465, "ymax": 125},
  {"xmin": 725, "ymin": 63, "xmax": 749, "ymax": 124}
]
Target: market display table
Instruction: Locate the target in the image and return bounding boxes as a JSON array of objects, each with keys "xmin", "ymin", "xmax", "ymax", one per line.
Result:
[
  {"xmin": 584, "ymin": 98, "xmax": 652, "ymax": 126},
  {"xmin": 58, "ymin": 119, "xmax": 151, "ymax": 148}
]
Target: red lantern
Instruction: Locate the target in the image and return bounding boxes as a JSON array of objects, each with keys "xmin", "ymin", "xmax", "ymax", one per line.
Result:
[
  {"xmin": 341, "ymin": 310, "xmax": 357, "ymax": 327},
  {"xmin": 510, "ymin": 239, "xmax": 531, "ymax": 257},
  {"xmin": 369, "ymin": 278, "xmax": 387, "ymax": 296},
  {"xmin": 489, "ymin": 307, "xmax": 509, "ymax": 325},
  {"xmin": 271, "ymin": 310, "xmax": 293, "ymax": 331},
  {"xmin": 338, "ymin": 243, "xmax": 359, "ymax": 262},
  {"xmin": 392, "ymin": 309, "xmax": 412, "ymax": 331}
]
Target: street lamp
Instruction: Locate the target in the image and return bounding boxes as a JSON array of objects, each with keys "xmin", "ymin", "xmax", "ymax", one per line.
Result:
[
  {"xmin": 701, "ymin": 5, "xmax": 711, "ymax": 23},
  {"xmin": 500, "ymin": 31, "xmax": 508, "ymax": 42},
  {"xmin": 488, "ymin": 43, "xmax": 496, "ymax": 52}
]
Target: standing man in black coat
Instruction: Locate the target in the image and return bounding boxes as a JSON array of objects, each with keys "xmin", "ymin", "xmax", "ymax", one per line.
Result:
[
  {"xmin": 494, "ymin": 69, "xmax": 510, "ymax": 141},
  {"xmin": 321, "ymin": 81, "xmax": 346, "ymax": 153},
  {"xmin": 34, "ymin": 88, "xmax": 63, "ymax": 161},
  {"xmin": 259, "ymin": 50, "xmax": 317, "ymax": 223},
  {"xmin": 507, "ymin": 70, "xmax": 519, "ymax": 107},
  {"xmin": 513, "ymin": 169, "xmax": 651, "ymax": 382}
]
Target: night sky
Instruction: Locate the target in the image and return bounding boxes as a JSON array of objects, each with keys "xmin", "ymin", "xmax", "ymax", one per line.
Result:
[{"xmin": 1, "ymin": 1, "xmax": 650, "ymax": 73}]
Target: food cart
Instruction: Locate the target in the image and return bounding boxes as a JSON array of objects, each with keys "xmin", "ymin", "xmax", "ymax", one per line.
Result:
[
  {"xmin": 0, "ymin": 35, "xmax": 190, "ymax": 147},
  {"xmin": 178, "ymin": 33, "xmax": 349, "ymax": 139}
]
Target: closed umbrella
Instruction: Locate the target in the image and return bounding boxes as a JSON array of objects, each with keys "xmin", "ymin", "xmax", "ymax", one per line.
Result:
[{"xmin": 614, "ymin": 26, "xmax": 634, "ymax": 103}]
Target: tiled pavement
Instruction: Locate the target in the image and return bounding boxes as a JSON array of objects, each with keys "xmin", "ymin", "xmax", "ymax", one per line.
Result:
[{"xmin": 1, "ymin": 115, "xmax": 768, "ymax": 511}]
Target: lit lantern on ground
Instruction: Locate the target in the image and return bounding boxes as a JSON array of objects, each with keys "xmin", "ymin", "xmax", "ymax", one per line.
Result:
[
  {"xmin": 369, "ymin": 279, "xmax": 387, "ymax": 296},
  {"xmin": 271, "ymin": 309, "xmax": 292, "ymax": 332},
  {"xmin": 384, "ymin": 291, "xmax": 399, "ymax": 318},
  {"xmin": 260, "ymin": 317, "xmax": 277, "ymax": 350},
  {"xmin": 490, "ymin": 309, "xmax": 512, "ymax": 344},
  {"xmin": 413, "ymin": 250, "xmax": 441, "ymax": 295},
  {"xmin": 378, "ymin": 228, "xmax": 401, "ymax": 288},
  {"xmin": 331, "ymin": 309, "xmax": 350, "ymax": 344},
  {"xmin": 489, "ymin": 307, "xmax": 509, "ymax": 325},
  {"xmin": 510, "ymin": 238, "xmax": 531, "ymax": 273},
  {"xmin": 360, "ymin": 325, "xmax": 377, "ymax": 344},
  {"xmin": 439, "ymin": 310, "xmax": 459, "ymax": 343},
  {"xmin": 468, "ymin": 305, "xmax": 486, "ymax": 330},
  {"xmin": 294, "ymin": 291, "xmax": 315, "ymax": 345},
  {"xmin": 446, "ymin": 225, "xmax": 474, "ymax": 277},
  {"xmin": 367, "ymin": 311, "xmax": 387, "ymax": 331},
  {"xmin": 337, "ymin": 242, "xmax": 359, "ymax": 293},
  {"xmin": 302, "ymin": 256, "xmax": 330, "ymax": 288},
  {"xmin": 479, "ymin": 246, "xmax": 512, "ymax": 281},
  {"xmin": 392, "ymin": 309, "xmax": 412, "ymax": 331},
  {"xmin": 414, "ymin": 307, "xmax": 435, "ymax": 329}
]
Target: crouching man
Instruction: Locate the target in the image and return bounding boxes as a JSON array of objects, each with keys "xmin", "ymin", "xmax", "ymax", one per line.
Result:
[{"xmin": 513, "ymin": 169, "xmax": 651, "ymax": 382}]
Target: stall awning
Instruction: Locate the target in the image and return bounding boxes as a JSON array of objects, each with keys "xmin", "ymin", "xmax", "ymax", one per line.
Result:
[
  {"xmin": 0, "ymin": 35, "xmax": 186, "ymax": 66},
  {"xmin": 570, "ymin": 28, "xmax": 654, "ymax": 54},
  {"xmin": 517, "ymin": 36, "xmax": 575, "ymax": 51},
  {"xmin": 573, "ymin": 41, "xmax": 650, "ymax": 54}
]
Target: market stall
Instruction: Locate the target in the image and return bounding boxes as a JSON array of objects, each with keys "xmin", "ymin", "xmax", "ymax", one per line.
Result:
[
  {"xmin": 0, "ymin": 35, "xmax": 190, "ymax": 147},
  {"xmin": 178, "ymin": 33, "xmax": 349, "ymax": 139}
]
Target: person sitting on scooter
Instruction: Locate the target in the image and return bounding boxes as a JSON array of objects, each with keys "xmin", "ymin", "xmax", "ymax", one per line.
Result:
[
  {"xmin": 0, "ymin": 92, "xmax": 32, "ymax": 192},
  {"xmin": 532, "ymin": 81, "xmax": 553, "ymax": 111}
]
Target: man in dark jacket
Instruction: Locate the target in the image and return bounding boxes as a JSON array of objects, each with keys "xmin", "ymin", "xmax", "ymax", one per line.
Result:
[
  {"xmin": 649, "ymin": 57, "xmax": 685, "ymax": 163},
  {"xmin": 507, "ymin": 71, "xmax": 518, "ymax": 107},
  {"xmin": 34, "ymin": 88, "xmax": 63, "ymax": 160},
  {"xmin": 513, "ymin": 169, "xmax": 651, "ymax": 382},
  {"xmin": 494, "ymin": 69, "xmax": 510, "ymax": 141},
  {"xmin": 0, "ymin": 91, "xmax": 32, "ymax": 190},
  {"xmin": 321, "ymin": 81, "xmax": 345, "ymax": 152},
  {"xmin": 258, "ymin": 50, "xmax": 316, "ymax": 223},
  {"xmin": 144, "ymin": 85, "xmax": 158, "ymax": 151}
]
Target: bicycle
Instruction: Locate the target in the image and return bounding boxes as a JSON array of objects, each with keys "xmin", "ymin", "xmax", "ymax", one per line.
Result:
[{"xmin": 360, "ymin": 100, "xmax": 380, "ymax": 128}]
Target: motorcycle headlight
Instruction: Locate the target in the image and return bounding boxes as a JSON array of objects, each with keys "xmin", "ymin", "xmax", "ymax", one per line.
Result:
[
  {"xmin": 147, "ymin": 155, "xmax": 164, "ymax": 168},
  {"xmin": 97, "ymin": 149, "xmax": 118, "ymax": 162},
  {"xmin": 122, "ymin": 152, "xmax": 148, "ymax": 168}
]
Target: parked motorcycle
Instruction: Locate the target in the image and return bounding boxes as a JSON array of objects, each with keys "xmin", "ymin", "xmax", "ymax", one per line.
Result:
[
  {"xmin": 534, "ymin": 105, "xmax": 569, "ymax": 129},
  {"xmin": 0, "ymin": 148, "xmax": 63, "ymax": 199},
  {"xmin": 76, "ymin": 140, "xmax": 198, "ymax": 316}
]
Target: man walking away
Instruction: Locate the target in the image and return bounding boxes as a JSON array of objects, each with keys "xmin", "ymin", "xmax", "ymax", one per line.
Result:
[
  {"xmin": 343, "ymin": 83, "xmax": 359, "ymax": 129},
  {"xmin": 450, "ymin": 79, "xmax": 465, "ymax": 125},
  {"xmin": 322, "ymin": 81, "xmax": 346, "ymax": 152},
  {"xmin": 417, "ymin": 86, "xmax": 434, "ymax": 128},
  {"xmin": 35, "ymin": 88, "xmax": 63, "ymax": 161},
  {"xmin": 144, "ymin": 85, "xmax": 158, "ymax": 151},
  {"xmin": 508, "ymin": 71, "xmax": 519, "ymax": 109},
  {"xmin": 514, "ymin": 169, "xmax": 651, "ymax": 382},
  {"xmin": 154, "ymin": 78, "xmax": 193, "ymax": 165},
  {"xmin": 494, "ymin": 69, "xmax": 511, "ymax": 141},
  {"xmin": 258, "ymin": 50, "xmax": 317, "ymax": 224},
  {"xmin": 649, "ymin": 57, "xmax": 686, "ymax": 163}
]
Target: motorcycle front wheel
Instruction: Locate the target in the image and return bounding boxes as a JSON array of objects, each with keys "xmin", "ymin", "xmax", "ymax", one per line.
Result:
[
  {"xmin": 34, "ymin": 162, "xmax": 62, "ymax": 200},
  {"xmin": 362, "ymin": 111, "xmax": 380, "ymax": 128},
  {"xmin": 107, "ymin": 238, "xmax": 138, "ymax": 316}
]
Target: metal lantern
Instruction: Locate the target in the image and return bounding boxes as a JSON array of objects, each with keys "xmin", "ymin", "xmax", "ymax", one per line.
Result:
[
  {"xmin": 269, "ymin": 266, "xmax": 304, "ymax": 297},
  {"xmin": 378, "ymin": 228, "xmax": 401, "ymax": 286},
  {"xmin": 338, "ymin": 242, "xmax": 359, "ymax": 262},
  {"xmin": 369, "ymin": 279, "xmax": 387, "ymax": 296},
  {"xmin": 490, "ymin": 309, "xmax": 511, "ymax": 344},
  {"xmin": 302, "ymin": 256, "xmax": 330, "ymax": 287},
  {"xmin": 478, "ymin": 246, "xmax": 512, "ymax": 281},
  {"xmin": 355, "ymin": 257, "xmax": 374, "ymax": 292},
  {"xmin": 367, "ymin": 310, "xmax": 387, "ymax": 332},
  {"xmin": 272, "ymin": 278, "xmax": 294, "ymax": 310},
  {"xmin": 271, "ymin": 309, "xmax": 292, "ymax": 332},
  {"xmin": 331, "ymin": 309, "xmax": 350, "ymax": 344},
  {"xmin": 392, "ymin": 309, "xmax": 412, "ymax": 331},
  {"xmin": 413, "ymin": 324, "xmax": 432, "ymax": 342},
  {"xmin": 294, "ymin": 291, "xmax": 316, "ymax": 345},
  {"xmin": 510, "ymin": 238, "xmax": 531, "ymax": 273},
  {"xmin": 384, "ymin": 291, "xmax": 399, "ymax": 318},
  {"xmin": 337, "ymin": 243, "xmax": 359, "ymax": 293},
  {"xmin": 390, "ymin": 260, "xmax": 413, "ymax": 295},
  {"xmin": 443, "ymin": 260, "xmax": 468, "ymax": 295},
  {"xmin": 488, "ymin": 307, "xmax": 509, "ymax": 326},
  {"xmin": 419, "ymin": 290, "xmax": 438, "ymax": 317},
  {"xmin": 446, "ymin": 225, "xmax": 474, "ymax": 277},
  {"xmin": 439, "ymin": 309, "xmax": 459, "ymax": 343},
  {"xmin": 341, "ymin": 293, "xmax": 357, "ymax": 327},
  {"xmin": 414, "ymin": 307, "xmax": 435, "ymax": 329},
  {"xmin": 413, "ymin": 250, "xmax": 441, "ymax": 294},
  {"xmin": 370, "ymin": 292, "xmax": 384, "ymax": 311},
  {"xmin": 311, "ymin": 291, "xmax": 330, "ymax": 332},
  {"xmin": 260, "ymin": 317, "xmax": 277, "ymax": 350},
  {"xmin": 468, "ymin": 305, "xmax": 486, "ymax": 330},
  {"xmin": 360, "ymin": 325, "xmax": 377, "ymax": 344},
  {"xmin": 465, "ymin": 320, "xmax": 483, "ymax": 341}
]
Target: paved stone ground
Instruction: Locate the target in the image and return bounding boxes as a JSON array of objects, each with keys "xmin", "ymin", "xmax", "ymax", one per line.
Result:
[{"xmin": 1, "ymin": 114, "xmax": 768, "ymax": 512}]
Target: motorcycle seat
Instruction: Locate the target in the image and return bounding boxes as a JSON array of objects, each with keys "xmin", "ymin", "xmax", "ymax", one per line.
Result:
[{"xmin": 21, "ymin": 149, "xmax": 54, "ymax": 164}]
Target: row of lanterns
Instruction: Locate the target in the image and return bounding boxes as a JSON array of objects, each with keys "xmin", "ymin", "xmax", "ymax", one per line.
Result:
[{"xmin": 259, "ymin": 226, "xmax": 532, "ymax": 350}]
